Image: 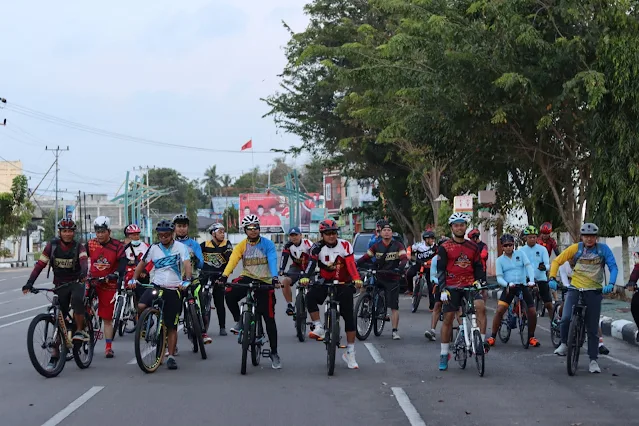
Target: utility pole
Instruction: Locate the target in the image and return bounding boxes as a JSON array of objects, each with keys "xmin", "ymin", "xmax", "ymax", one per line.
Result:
[
  {"xmin": 45, "ymin": 146, "xmax": 70, "ymax": 225},
  {"xmin": 133, "ymin": 165, "xmax": 153, "ymax": 242}
]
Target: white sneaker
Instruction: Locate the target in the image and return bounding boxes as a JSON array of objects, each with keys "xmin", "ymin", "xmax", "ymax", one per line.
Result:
[
  {"xmin": 309, "ymin": 326, "xmax": 325, "ymax": 340},
  {"xmin": 554, "ymin": 343, "xmax": 567, "ymax": 356},
  {"xmin": 424, "ymin": 329, "xmax": 436, "ymax": 341},
  {"xmin": 342, "ymin": 351, "xmax": 359, "ymax": 369},
  {"xmin": 392, "ymin": 331, "xmax": 401, "ymax": 340},
  {"xmin": 589, "ymin": 360, "xmax": 601, "ymax": 374}
]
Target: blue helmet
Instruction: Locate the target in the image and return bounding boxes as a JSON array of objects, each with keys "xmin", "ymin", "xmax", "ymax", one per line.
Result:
[{"xmin": 156, "ymin": 219, "xmax": 175, "ymax": 233}]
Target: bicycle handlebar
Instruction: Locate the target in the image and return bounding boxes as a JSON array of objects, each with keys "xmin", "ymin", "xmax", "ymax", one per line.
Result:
[
  {"xmin": 29, "ymin": 281, "xmax": 76, "ymax": 294},
  {"xmin": 224, "ymin": 281, "xmax": 275, "ymax": 290}
]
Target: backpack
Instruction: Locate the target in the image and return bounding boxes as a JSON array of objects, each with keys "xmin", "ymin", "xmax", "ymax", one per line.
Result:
[
  {"xmin": 47, "ymin": 238, "xmax": 80, "ymax": 279},
  {"xmin": 570, "ymin": 242, "xmax": 605, "ymax": 268}
]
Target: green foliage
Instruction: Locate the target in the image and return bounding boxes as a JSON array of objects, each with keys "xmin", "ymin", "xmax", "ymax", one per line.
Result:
[
  {"xmin": 223, "ymin": 205, "xmax": 239, "ymax": 234},
  {"xmin": 185, "ymin": 183, "xmax": 199, "ymax": 238},
  {"xmin": 436, "ymin": 201, "xmax": 453, "ymax": 239},
  {"xmin": 148, "ymin": 168, "xmax": 207, "ymax": 212},
  {"xmin": 42, "ymin": 208, "xmax": 63, "ymax": 242},
  {"xmin": 0, "ymin": 175, "xmax": 34, "ymax": 246}
]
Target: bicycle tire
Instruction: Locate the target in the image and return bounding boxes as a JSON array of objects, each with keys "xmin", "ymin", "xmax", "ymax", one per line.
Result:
[
  {"xmin": 327, "ymin": 307, "xmax": 338, "ymax": 376},
  {"xmin": 373, "ymin": 291, "xmax": 387, "ymax": 337},
  {"xmin": 113, "ymin": 297, "xmax": 123, "ymax": 338},
  {"xmin": 355, "ymin": 293, "xmax": 373, "ymax": 341},
  {"xmin": 251, "ymin": 316, "xmax": 263, "ymax": 366},
  {"xmin": 454, "ymin": 328, "xmax": 467, "ymax": 369},
  {"xmin": 498, "ymin": 318, "xmax": 511, "ymax": 343},
  {"xmin": 240, "ymin": 311, "xmax": 251, "ymax": 375},
  {"xmin": 566, "ymin": 313, "xmax": 583, "ymax": 376},
  {"xmin": 124, "ymin": 295, "xmax": 137, "ymax": 334},
  {"xmin": 27, "ymin": 313, "xmax": 68, "ymax": 378},
  {"xmin": 189, "ymin": 303, "xmax": 207, "ymax": 360},
  {"xmin": 411, "ymin": 278, "xmax": 423, "ymax": 313},
  {"xmin": 202, "ymin": 293, "xmax": 212, "ymax": 333},
  {"xmin": 550, "ymin": 304, "xmax": 562, "ymax": 349},
  {"xmin": 134, "ymin": 308, "xmax": 165, "ymax": 374},
  {"xmin": 295, "ymin": 290, "xmax": 306, "ymax": 342},
  {"xmin": 73, "ymin": 312, "xmax": 95, "ymax": 369},
  {"xmin": 519, "ymin": 310, "xmax": 529, "ymax": 349},
  {"xmin": 473, "ymin": 330, "xmax": 485, "ymax": 377}
]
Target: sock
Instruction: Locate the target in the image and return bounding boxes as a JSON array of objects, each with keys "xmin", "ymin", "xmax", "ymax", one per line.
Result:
[
  {"xmin": 314, "ymin": 320, "xmax": 322, "ymax": 328},
  {"xmin": 598, "ymin": 337, "xmax": 604, "ymax": 347},
  {"xmin": 440, "ymin": 343, "xmax": 450, "ymax": 355},
  {"xmin": 105, "ymin": 339, "xmax": 112, "ymax": 350},
  {"xmin": 167, "ymin": 355, "xmax": 174, "ymax": 360},
  {"xmin": 347, "ymin": 343, "xmax": 355, "ymax": 353},
  {"xmin": 392, "ymin": 328, "xmax": 398, "ymax": 333},
  {"xmin": 481, "ymin": 334, "xmax": 486, "ymax": 342}
]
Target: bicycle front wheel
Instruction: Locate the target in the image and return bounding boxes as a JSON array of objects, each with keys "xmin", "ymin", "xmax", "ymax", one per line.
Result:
[
  {"xmin": 251, "ymin": 316, "xmax": 263, "ymax": 366},
  {"xmin": 498, "ymin": 317, "xmax": 511, "ymax": 343},
  {"xmin": 454, "ymin": 328, "xmax": 467, "ymax": 369},
  {"xmin": 355, "ymin": 293, "xmax": 373, "ymax": 341},
  {"xmin": 295, "ymin": 291, "xmax": 307, "ymax": 342},
  {"xmin": 550, "ymin": 304, "xmax": 562, "ymax": 349},
  {"xmin": 519, "ymin": 308, "xmax": 530, "ymax": 349},
  {"xmin": 411, "ymin": 278, "xmax": 423, "ymax": 313},
  {"xmin": 327, "ymin": 307, "xmax": 339, "ymax": 376},
  {"xmin": 113, "ymin": 296, "xmax": 124, "ymax": 339},
  {"xmin": 566, "ymin": 314, "xmax": 583, "ymax": 376},
  {"xmin": 188, "ymin": 303, "xmax": 207, "ymax": 360},
  {"xmin": 240, "ymin": 311, "xmax": 252, "ymax": 375},
  {"xmin": 73, "ymin": 312, "xmax": 95, "ymax": 369},
  {"xmin": 27, "ymin": 313, "xmax": 68, "ymax": 378},
  {"xmin": 373, "ymin": 292, "xmax": 387, "ymax": 337},
  {"xmin": 473, "ymin": 330, "xmax": 485, "ymax": 377},
  {"xmin": 134, "ymin": 308, "xmax": 165, "ymax": 374}
]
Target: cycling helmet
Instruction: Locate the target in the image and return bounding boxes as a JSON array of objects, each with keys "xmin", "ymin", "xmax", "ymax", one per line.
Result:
[
  {"xmin": 241, "ymin": 214, "xmax": 260, "ymax": 228},
  {"xmin": 523, "ymin": 225, "xmax": 538, "ymax": 236},
  {"xmin": 172, "ymin": 214, "xmax": 189, "ymax": 225},
  {"xmin": 468, "ymin": 228, "xmax": 480, "ymax": 239},
  {"xmin": 377, "ymin": 220, "xmax": 391, "ymax": 230},
  {"xmin": 57, "ymin": 219, "xmax": 77, "ymax": 231},
  {"xmin": 319, "ymin": 219, "xmax": 339, "ymax": 233},
  {"xmin": 94, "ymin": 216, "xmax": 111, "ymax": 231},
  {"xmin": 155, "ymin": 219, "xmax": 175, "ymax": 232},
  {"xmin": 208, "ymin": 223, "xmax": 225, "ymax": 234},
  {"xmin": 125, "ymin": 224, "xmax": 141, "ymax": 235},
  {"xmin": 500, "ymin": 234, "xmax": 515, "ymax": 244},
  {"xmin": 422, "ymin": 230, "xmax": 435, "ymax": 239},
  {"xmin": 580, "ymin": 222, "xmax": 599, "ymax": 236},
  {"xmin": 448, "ymin": 212, "xmax": 469, "ymax": 225},
  {"xmin": 375, "ymin": 219, "xmax": 386, "ymax": 228},
  {"xmin": 540, "ymin": 222, "xmax": 552, "ymax": 234}
]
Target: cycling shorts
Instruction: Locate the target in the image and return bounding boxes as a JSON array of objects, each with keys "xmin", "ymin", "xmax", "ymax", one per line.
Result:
[
  {"xmin": 442, "ymin": 288, "xmax": 482, "ymax": 313},
  {"xmin": 536, "ymin": 281, "xmax": 552, "ymax": 303},
  {"xmin": 498, "ymin": 286, "xmax": 534, "ymax": 308},
  {"xmin": 139, "ymin": 287, "xmax": 183, "ymax": 330},
  {"xmin": 56, "ymin": 281, "xmax": 85, "ymax": 317}
]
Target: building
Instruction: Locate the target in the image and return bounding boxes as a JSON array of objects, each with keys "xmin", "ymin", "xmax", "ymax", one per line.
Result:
[
  {"xmin": 0, "ymin": 160, "xmax": 22, "ymax": 193},
  {"xmin": 35, "ymin": 193, "xmax": 126, "ymax": 231}
]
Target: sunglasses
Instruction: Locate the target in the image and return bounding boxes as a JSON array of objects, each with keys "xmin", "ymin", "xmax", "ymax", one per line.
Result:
[
  {"xmin": 502, "ymin": 243, "xmax": 514, "ymax": 247},
  {"xmin": 323, "ymin": 231, "xmax": 338, "ymax": 236},
  {"xmin": 158, "ymin": 232, "xmax": 172, "ymax": 238},
  {"xmin": 245, "ymin": 226, "xmax": 260, "ymax": 231}
]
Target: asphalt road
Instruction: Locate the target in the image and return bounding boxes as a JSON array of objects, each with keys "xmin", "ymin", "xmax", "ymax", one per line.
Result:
[{"xmin": 2, "ymin": 267, "xmax": 639, "ymax": 426}]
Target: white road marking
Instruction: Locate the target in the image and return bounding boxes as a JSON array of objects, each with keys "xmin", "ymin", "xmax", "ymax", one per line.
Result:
[
  {"xmin": 0, "ymin": 316, "xmax": 34, "ymax": 329},
  {"xmin": 0, "ymin": 288, "xmax": 22, "ymax": 296},
  {"xmin": 41, "ymin": 386, "xmax": 104, "ymax": 426},
  {"xmin": 0, "ymin": 304, "xmax": 49, "ymax": 320},
  {"xmin": 364, "ymin": 342, "xmax": 385, "ymax": 363},
  {"xmin": 127, "ymin": 324, "xmax": 184, "ymax": 364},
  {"xmin": 391, "ymin": 387, "xmax": 427, "ymax": 426}
]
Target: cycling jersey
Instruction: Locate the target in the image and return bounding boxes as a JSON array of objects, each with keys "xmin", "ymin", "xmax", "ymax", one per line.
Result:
[
  {"xmin": 176, "ymin": 236, "xmax": 204, "ymax": 276},
  {"xmin": 436, "ymin": 239, "xmax": 483, "ymax": 289},
  {"xmin": 358, "ymin": 239, "xmax": 408, "ymax": 274},
  {"xmin": 124, "ymin": 241, "xmax": 151, "ymax": 282},
  {"xmin": 88, "ymin": 238, "xmax": 127, "ymax": 287},
  {"xmin": 222, "ymin": 237, "xmax": 278, "ymax": 283},
  {"xmin": 143, "ymin": 241, "xmax": 191, "ymax": 288},
  {"xmin": 411, "ymin": 241, "xmax": 437, "ymax": 268},
  {"xmin": 495, "ymin": 249, "xmax": 535, "ymax": 287},
  {"xmin": 519, "ymin": 243, "xmax": 550, "ymax": 282},
  {"xmin": 27, "ymin": 239, "xmax": 88, "ymax": 286},
  {"xmin": 201, "ymin": 239, "xmax": 233, "ymax": 273},
  {"xmin": 476, "ymin": 240, "xmax": 489, "ymax": 273},
  {"xmin": 306, "ymin": 239, "xmax": 361, "ymax": 283},
  {"xmin": 550, "ymin": 243, "xmax": 618, "ymax": 289},
  {"xmin": 280, "ymin": 239, "xmax": 313, "ymax": 271},
  {"xmin": 537, "ymin": 236, "xmax": 559, "ymax": 257}
]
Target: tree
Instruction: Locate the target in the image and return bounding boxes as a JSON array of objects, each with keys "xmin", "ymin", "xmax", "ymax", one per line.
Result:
[
  {"xmin": 223, "ymin": 205, "xmax": 239, "ymax": 233},
  {"xmin": 203, "ymin": 165, "xmax": 222, "ymax": 196},
  {"xmin": 0, "ymin": 175, "xmax": 34, "ymax": 247},
  {"xmin": 299, "ymin": 157, "xmax": 323, "ymax": 193},
  {"xmin": 148, "ymin": 168, "xmax": 207, "ymax": 212},
  {"xmin": 42, "ymin": 208, "xmax": 63, "ymax": 242},
  {"xmin": 220, "ymin": 175, "xmax": 234, "ymax": 196},
  {"xmin": 185, "ymin": 182, "xmax": 199, "ymax": 238}
]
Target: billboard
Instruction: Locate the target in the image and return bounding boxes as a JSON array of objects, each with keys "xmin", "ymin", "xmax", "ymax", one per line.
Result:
[
  {"xmin": 211, "ymin": 196, "xmax": 240, "ymax": 214},
  {"xmin": 239, "ymin": 193, "xmax": 321, "ymax": 234},
  {"xmin": 65, "ymin": 205, "xmax": 75, "ymax": 220}
]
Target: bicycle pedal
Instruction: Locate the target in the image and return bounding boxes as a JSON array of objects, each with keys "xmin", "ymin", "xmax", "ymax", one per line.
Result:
[{"xmin": 261, "ymin": 348, "xmax": 271, "ymax": 358}]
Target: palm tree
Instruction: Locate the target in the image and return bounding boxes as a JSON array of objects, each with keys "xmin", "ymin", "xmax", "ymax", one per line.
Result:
[
  {"xmin": 204, "ymin": 165, "xmax": 222, "ymax": 196},
  {"xmin": 220, "ymin": 175, "xmax": 233, "ymax": 196}
]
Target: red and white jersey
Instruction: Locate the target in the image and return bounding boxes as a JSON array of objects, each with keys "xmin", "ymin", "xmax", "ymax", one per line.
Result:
[
  {"xmin": 125, "ymin": 242, "xmax": 150, "ymax": 264},
  {"xmin": 309, "ymin": 239, "xmax": 360, "ymax": 283},
  {"xmin": 283, "ymin": 239, "xmax": 313, "ymax": 270}
]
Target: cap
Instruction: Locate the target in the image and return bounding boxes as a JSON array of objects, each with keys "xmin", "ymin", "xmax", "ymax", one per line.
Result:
[{"xmin": 288, "ymin": 227, "xmax": 301, "ymax": 235}]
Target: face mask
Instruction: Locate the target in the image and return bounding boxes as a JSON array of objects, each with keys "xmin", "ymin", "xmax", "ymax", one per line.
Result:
[{"xmin": 131, "ymin": 240, "xmax": 141, "ymax": 247}]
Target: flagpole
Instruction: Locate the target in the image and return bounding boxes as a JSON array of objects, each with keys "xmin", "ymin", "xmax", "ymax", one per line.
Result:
[{"xmin": 251, "ymin": 137, "xmax": 256, "ymax": 192}]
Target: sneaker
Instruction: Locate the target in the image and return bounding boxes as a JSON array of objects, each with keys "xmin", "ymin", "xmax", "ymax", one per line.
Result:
[
  {"xmin": 392, "ymin": 331, "xmax": 401, "ymax": 340},
  {"xmin": 424, "ymin": 329, "xmax": 436, "ymax": 341},
  {"xmin": 47, "ymin": 357, "xmax": 59, "ymax": 370},
  {"xmin": 589, "ymin": 360, "xmax": 601, "ymax": 373},
  {"xmin": 285, "ymin": 304, "xmax": 295, "ymax": 316},
  {"xmin": 529, "ymin": 337, "xmax": 541, "ymax": 347},
  {"xmin": 105, "ymin": 348, "xmax": 114, "ymax": 358},
  {"xmin": 231, "ymin": 321, "xmax": 241, "ymax": 334},
  {"xmin": 270, "ymin": 353, "xmax": 282, "ymax": 369},
  {"xmin": 486, "ymin": 337, "xmax": 496, "ymax": 346},
  {"xmin": 310, "ymin": 326, "xmax": 326, "ymax": 340},
  {"xmin": 384, "ymin": 315, "xmax": 391, "ymax": 322},
  {"xmin": 165, "ymin": 346, "xmax": 179, "ymax": 358},
  {"xmin": 554, "ymin": 343, "xmax": 568, "ymax": 356},
  {"xmin": 598, "ymin": 344, "xmax": 609, "ymax": 355},
  {"xmin": 73, "ymin": 331, "xmax": 90, "ymax": 342},
  {"xmin": 167, "ymin": 356, "xmax": 178, "ymax": 370},
  {"xmin": 342, "ymin": 351, "xmax": 359, "ymax": 369},
  {"xmin": 439, "ymin": 353, "xmax": 449, "ymax": 371},
  {"xmin": 202, "ymin": 334, "xmax": 212, "ymax": 344},
  {"xmin": 219, "ymin": 328, "xmax": 227, "ymax": 336}
]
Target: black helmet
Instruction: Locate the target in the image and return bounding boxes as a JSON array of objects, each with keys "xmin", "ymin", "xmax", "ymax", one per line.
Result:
[
  {"xmin": 422, "ymin": 230, "xmax": 435, "ymax": 239},
  {"xmin": 172, "ymin": 214, "xmax": 189, "ymax": 225},
  {"xmin": 376, "ymin": 219, "xmax": 386, "ymax": 228},
  {"xmin": 156, "ymin": 219, "xmax": 175, "ymax": 232},
  {"xmin": 378, "ymin": 220, "xmax": 391, "ymax": 230},
  {"xmin": 500, "ymin": 234, "xmax": 515, "ymax": 244}
]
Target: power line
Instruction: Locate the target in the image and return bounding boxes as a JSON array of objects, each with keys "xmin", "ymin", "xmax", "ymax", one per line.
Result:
[{"xmin": 46, "ymin": 146, "xmax": 70, "ymax": 225}]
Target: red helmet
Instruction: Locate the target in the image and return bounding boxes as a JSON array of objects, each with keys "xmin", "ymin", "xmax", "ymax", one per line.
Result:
[
  {"xmin": 57, "ymin": 219, "xmax": 77, "ymax": 230},
  {"xmin": 125, "ymin": 224, "xmax": 142, "ymax": 235},
  {"xmin": 319, "ymin": 219, "xmax": 339, "ymax": 233},
  {"xmin": 540, "ymin": 222, "xmax": 552, "ymax": 234},
  {"xmin": 468, "ymin": 228, "xmax": 480, "ymax": 239}
]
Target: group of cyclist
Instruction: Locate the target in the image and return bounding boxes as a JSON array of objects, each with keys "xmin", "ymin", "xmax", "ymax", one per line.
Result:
[{"xmin": 22, "ymin": 203, "xmax": 632, "ymax": 375}]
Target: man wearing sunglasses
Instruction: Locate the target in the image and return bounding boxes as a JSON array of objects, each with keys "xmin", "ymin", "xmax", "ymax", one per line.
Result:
[
  {"xmin": 279, "ymin": 227, "xmax": 313, "ymax": 316},
  {"xmin": 486, "ymin": 234, "xmax": 539, "ymax": 348},
  {"xmin": 218, "ymin": 214, "xmax": 282, "ymax": 369}
]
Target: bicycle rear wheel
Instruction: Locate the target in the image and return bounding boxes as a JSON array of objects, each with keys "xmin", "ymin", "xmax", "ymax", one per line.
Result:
[
  {"xmin": 27, "ymin": 313, "xmax": 68, "ymax": 378},
  {"xmin": 240, "ymin": 311, "xmax": 252, "ymax": 375},
  {"xmin": 566, "ymin": 314, "xmax": 583, "ymax": 376},
  {"xmin": 295, "ymin": 290, "xmax": 307, "ymax": 342},
  {"xmin": 134, "ymin": 308, "xmax": 165, "ymax": 374},
  {"xmin": 550, "ymin": 303, "xmax": 562, "ymax": 349},
  {"xmin": 251, "ymin": 316, "xmax": 263, "ymax": 366},
  {"xmin": 189, "ymin": 304, "xmax": 207, "ymax": 360},
  {"xmin": 113, "ymin": 296, "xmax": 124, "ymax": 339},
  {"xmin": 327, "ymin": 307, "xmax": 338, "ymax": 376},
  {"xmin": 473, "ymin": 330, "xmax": 485, "ymax": 377},
  {"xmin": 73, "ymin": 312, "xmax": 95, "ymax": 369},
  {"xmin": 373, "ymin": 292, "xmax": 387, "ymax": 337},
  {"xmin": 355, "ymin": 293, "xmax": 373, "ymax": 341}
]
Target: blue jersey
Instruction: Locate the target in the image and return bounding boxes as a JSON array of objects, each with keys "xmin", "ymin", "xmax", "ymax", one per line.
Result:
[
  {"xmin": 519, "ymin": 243, "xmax": 550, "ymax": 282},
  {"xmin": 496, "ymin": 249, "xmax": 535, "ymax": 287},
  {"xmin": 176, "ymin": 237, "xmax": 204, "ymax": 270}
]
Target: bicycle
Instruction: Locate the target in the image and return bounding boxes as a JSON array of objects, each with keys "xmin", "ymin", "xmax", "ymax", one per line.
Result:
[
  {"xmin": 496, "ymin": 284, "xmax": 530, "ymax": 349},
  {"xmin": 225, "ymin": 280, "xmax": 274, "ymax": 375},
  {"xmin": 354, "ymin": 269, "xmax": 389, "ymax": 340},
  {"xmin": 411, "ymin": 265, "xmax": 428, "ymax": 313},
  {"xmin": 113, "ymin": 280, "xmax": 138, "ymax": 337},
  {"xmin": 282, "ymin": 271, "xmax": 309, "ymax": 342},
  {"xmin": 181, "ymin": 278, "xmax": 207, "ymax": 360},
  {"xmin": 451, "ymin": 283, "xmax": 492, "ymax": 377},
  {"xmin": 199, "ymin": 271, "xmax": 220, "ymax": 334},
  {"xmin": 550, "ymin": 287, "xmax": 568, "ymax": 348},
  {"xmin": 86, "ymin": 276, "xmax": 117, "ymax": 344},
  {"xmin": 566, "ymin": 288, "xmax": 601, "ymax": 376},
  {"xmin": 26, "ymin": 282, "xmax": 95, "ymax": 378}
]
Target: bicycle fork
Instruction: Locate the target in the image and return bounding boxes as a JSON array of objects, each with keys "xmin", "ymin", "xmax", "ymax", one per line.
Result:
[{"xmin": 463, "ymin": 313, "xmax": 480, "ymax": 354}]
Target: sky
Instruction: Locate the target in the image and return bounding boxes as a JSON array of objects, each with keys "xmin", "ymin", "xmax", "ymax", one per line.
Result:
[{"xmin": 0, "ymin": 1, "xmax": 310, "ymax": 200}]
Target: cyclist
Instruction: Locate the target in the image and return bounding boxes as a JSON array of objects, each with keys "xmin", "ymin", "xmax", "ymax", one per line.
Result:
[
  {"xmin": 218, "ymin": 215, "xmax": 282, "ymax": 369},
  {"xmin": 87, "ymin": 216, "xmax": 127, "ymax": 358},
  {"xmin": 357, "ymin": 220, "xmax": 408, "ymax": 340},
  {"xmin": 23, "ymin": 219, "xmax": 89, "ymax": 353},
  {"xmin": 538, "ymin": 222, "xmax": 560, "ymax": 257},
  {"xmin": 279, "ymin": 226, "xmax": 313, "ymax": 316},
  {"xmin": 200, "ymin": 223, "xmax": 233, "ymax": 336},
  {"xmin": 123, "ymin": 224, "xmax": 151, "ymax": 305},
  {"xmin": 627, "ymin": 248, "xmax": 639, "ymax": 342},
  {"xmin": 486, "ymin": 234, "xmax": 539, "ymax": 347},
  {"xmin": 549, "ymin": 222, "xmax": 618, "ymax": 374},
  {"xmin": 130, "ymin": 219, "xmax": 192, "ymax": 370},
  {"xmin": 303, "ymin": 219, "xmax": 363, "ymax": 369},
  {"xmin": 368, "ymin": 219, "xmax": 385, "ymax": 248},
  {"xmin": 405, "ymin": 230, "xmax": 437, "ymax": 298},
  {"xmin": 435, "ymin": 213, "xmax": 487, "ymax": 371},
  {"xmin": 519, "ymin": 225, "xmax": 553, "ymax": 323},
  {"xmin": 468, "ymin": 228, "xmax": 489, "ymax": 301}
]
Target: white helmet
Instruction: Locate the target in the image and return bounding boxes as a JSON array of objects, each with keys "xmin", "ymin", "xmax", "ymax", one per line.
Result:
[
  {"xmin": 94, "ymin": 216, "xmax": 111, "ymax": 231},
  {"xmin": 208, "ymin": 222, "xmax": 225, "ymax": 234},
  {"xmin": 241, "ymin": 214, "xmax": 260, "ymax": 228},
  {"xmin": 448, "ymin": 212, "xmax": 469, "ymax": 225}
]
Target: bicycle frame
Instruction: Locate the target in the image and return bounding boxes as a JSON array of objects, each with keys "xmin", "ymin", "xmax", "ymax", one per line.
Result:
[{"xmin": 460, "ymin": 290, "xmax": 481, "ymax": 355}]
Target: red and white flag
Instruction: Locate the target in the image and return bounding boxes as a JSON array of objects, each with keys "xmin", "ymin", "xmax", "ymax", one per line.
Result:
[{"xmin": 241, "ymin": 139, "xmax": 253, "ymax": 151}]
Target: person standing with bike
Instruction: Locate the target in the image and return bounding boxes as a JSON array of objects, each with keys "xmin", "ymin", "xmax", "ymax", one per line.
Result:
[
  {"xmin": 130, "ymin": 219, "xmax": 193, "ymax": 370},
  {"xmin": 123, "ymin": 224, "xmax": 151, "ymax": 305},
  {"xmin": 218, "ymin": 215, "xmax": 282, "ymax": 369},
  {"xmin": 87, "ymin": 216, "xmax": 127, "ymax": 358},
  {"xmin": 356, "ymin": 221, "xmax": 408, "ymax": 340},
  {"xmin": 200, "ymin": 223, "xmax": 233, "ymax": 336},
  {"xmin": 549, "ymin": 223, "xmax": 618, "ymax": 374},
  {"xmin": 280, "ymin": 227, "xmax": 313, "ymax": 317},
  {"xmin": 303, "ymin": 219, "xmax": 363, "ymax": 368},
  {"xmin": 405, "ymin": 230, "xmax": 437, "ymax": 300},
  {"xmin": 23, "ymin": 219, "xmax": 89, "ymax": 351},
  {"xmin": 486, "ymin": 234, "xmax": 539, "ymax": 348},
  {"xmin": 435, "ymin": 213, "xmax": 487, "ymax": 371},
  {"xmin": 519, "ymin": 225, "xmax": 553, "ymax": 322}
]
